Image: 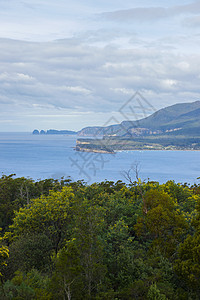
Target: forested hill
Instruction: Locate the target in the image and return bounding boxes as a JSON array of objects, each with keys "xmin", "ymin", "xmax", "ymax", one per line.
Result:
[
  {"xmin": 78, "ymin": 100, "xmax": 200, "ymax": 137},
  {"xmin": 1, "ymin": 174, "xmax": 200, "ymax": 299}
]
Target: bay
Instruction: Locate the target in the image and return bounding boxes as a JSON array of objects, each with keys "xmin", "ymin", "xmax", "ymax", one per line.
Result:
[{"xmin": 0, "ymin": 132, "xmax": 199, "ymax": 184}]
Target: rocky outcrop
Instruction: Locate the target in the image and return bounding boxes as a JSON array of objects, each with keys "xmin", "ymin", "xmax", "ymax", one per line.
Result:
[{"xmin": 32, "ymin": 129, "xmax": 77, "ymax": 135}]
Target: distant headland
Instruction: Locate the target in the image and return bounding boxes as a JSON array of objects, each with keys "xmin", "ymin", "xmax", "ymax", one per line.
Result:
[
  {"xmin": 32, "ymin": 129, "xmax": 77, "ymax": 135},
  {"xmin": 76, "ymin": 100, "xmax": 200, "ymax": 153}
]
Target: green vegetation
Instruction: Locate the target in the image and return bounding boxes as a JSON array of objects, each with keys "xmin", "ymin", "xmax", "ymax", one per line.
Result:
[
  {"xmin": 76, "ymin": 135, "xmax": 200, "ymax": 153},
  {"xmin": 0, "ymin": 174, "xmax": 200, "ymax": 299}
]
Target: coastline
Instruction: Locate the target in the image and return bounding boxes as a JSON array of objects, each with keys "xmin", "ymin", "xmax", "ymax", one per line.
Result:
[
  {"xmin": 76, "ymin": 136, "xmax": 200, "ymax": 153},
  {"xmin": 75, "ymin": 145, "xmax": 200, "ymax": 154}
]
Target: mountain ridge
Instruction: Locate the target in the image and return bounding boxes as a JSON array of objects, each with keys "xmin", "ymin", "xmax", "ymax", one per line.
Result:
[
  {"xmin": 76, "ymin": 100, "xmax": 200, "ymax": 153},
  {"xmin": 78, "ymin": 100, "xmax": 200, "ymax": 137}
]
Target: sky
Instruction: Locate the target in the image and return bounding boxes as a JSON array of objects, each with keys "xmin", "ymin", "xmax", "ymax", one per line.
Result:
[{"xmin": 0, "ymin": 0, "xmax": 200, "ymax": 131}]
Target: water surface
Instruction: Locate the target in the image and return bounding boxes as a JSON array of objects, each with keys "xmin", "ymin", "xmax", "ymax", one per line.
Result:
[{"xmin": 0, "ymin": 132, "xmax": 199, "ymax": 184}]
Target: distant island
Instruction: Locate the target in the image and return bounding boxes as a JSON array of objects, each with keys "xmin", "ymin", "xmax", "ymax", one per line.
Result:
[
  {"xmin": 76, "ymin": 100, "xmax": 200, "ymax": 153},
  {"xmin": 33, "ymin": 129, "xmax": 77, "ymax": 135}
]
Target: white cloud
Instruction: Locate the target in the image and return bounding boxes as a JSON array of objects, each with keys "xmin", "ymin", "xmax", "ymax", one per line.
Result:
[
  {"xmin": 111, "ymin": 88, "xmax": 135, "ymax": 95},
  {"xmin": 161, "ymin": 79, "xmax": 179, "ymax": 91},
  {"xmin": 62, "ymin": 86, "xmax": 92, "ymax": 94},
  {"xmin": 0, "ymin": 72, "xmax": 34, "ymax": 82}
]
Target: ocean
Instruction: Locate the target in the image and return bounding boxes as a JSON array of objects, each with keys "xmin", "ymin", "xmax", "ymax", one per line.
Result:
[{"xmin": 0, "ymin": 132, "xmax": 199, "ymax": 185}]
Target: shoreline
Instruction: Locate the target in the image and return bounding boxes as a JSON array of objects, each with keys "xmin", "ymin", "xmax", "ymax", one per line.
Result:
[{"xmin": 75, "ymin": 147, "xmax": 200, "ymax": 154}]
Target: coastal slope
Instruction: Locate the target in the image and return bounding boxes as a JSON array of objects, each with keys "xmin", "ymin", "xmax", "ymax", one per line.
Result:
[{"xmin": 76, "ymin": 100, "xmax": 200, "ymax": 152}]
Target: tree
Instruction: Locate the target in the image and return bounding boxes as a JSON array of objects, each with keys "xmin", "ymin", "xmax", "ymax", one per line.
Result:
[
  {"xmin": 0, "ymin": 229, "xmax": 9, "ymax": 278},
  {"xmin": 134, "ymin": 189, "xmax": 188, "ymax": 257},
  {"xmin": 8, "ymin": 187, "xmax": 75, "ymax": 254},
  {"xmin": 174, "ymin": 198, "xmax": 200, "ymax": 294},
  {"xmin": 1, "ymin": 269, "xmax": 51, "ymax": 299},
  {"xmin": 50, "ymin": 242, "xmax": 83, "ymax": 300},
  {"xmin": 174, "ymin": 234, "xmax": 200, "ymax": 293},
  {"xmin": 73, "ymin": 202, "xmax": 106, "ymax": 298},
  {"xmin": 147, "ymin": 283, "xmax": 167, "ymax": 300},
  {"xmin": 0, "ymin": 175, "xmax": 36, "ymax": 232},
  {"xmin": 8, "ymin": 233, "xmax": 52, "ymax": 275}
]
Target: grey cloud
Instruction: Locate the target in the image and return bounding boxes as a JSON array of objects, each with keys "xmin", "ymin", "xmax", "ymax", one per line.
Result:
[
  {"xmin": 182, "ymin": 15, "xmax": 200, "ymax": 27},
  {"xmin": 100, "ymin": 1, "xmax": 200, "ymax": 22},
  {"xmin": 101, "ymin": 7, "xmax": 168, "ymax": 22},
  {"xmin": 73, "ymin": 29, "xmax": 137, "ymax": 44},
  {"xmin": 174, "ymin": 1, "xmax": 200, "ymax": 14},
  {"xmin": 0, "ymin": 38, "xmax": 200, "ymax": 121}
]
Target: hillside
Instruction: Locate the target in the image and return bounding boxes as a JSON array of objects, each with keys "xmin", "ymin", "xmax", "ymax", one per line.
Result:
[
  {"xmin": 76, "ymin": 100, "xmax": 200, "ymax": 152},
  {"xmin": 78, "ymin": 100, "xmax": 200, "ymax": 137}
]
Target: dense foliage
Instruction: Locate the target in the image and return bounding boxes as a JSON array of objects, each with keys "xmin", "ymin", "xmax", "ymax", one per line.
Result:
[{"xmin": 0, "ymin": 174, "xmax": 200, "ymax": 299}]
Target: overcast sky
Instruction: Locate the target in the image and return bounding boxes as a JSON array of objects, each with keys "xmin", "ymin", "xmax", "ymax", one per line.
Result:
[{"xmin": 1, "ymin": 0, "xmax": 200, "ymax": 131}]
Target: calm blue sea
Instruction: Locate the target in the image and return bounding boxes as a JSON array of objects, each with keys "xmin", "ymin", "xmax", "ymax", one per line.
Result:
[{"xmin": 0, "ymin": 132, "xmax": 199, "ymax": 184}]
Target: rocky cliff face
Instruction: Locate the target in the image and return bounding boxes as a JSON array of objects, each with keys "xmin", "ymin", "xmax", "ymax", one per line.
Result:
[{"xmin": 32, "ymin": 129, "xmax": 77, "ymax": 135}]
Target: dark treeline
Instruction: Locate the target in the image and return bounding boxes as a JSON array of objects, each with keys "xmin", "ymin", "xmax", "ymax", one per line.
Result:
[{"xmin": 0, "ymin": 174, "xmax": 200, "ymax": 299}]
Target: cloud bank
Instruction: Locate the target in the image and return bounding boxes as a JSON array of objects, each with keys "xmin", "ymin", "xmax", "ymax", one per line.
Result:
[{"xmin": 0, "ymin": 0, "xmax": 200, "ymax": 131}]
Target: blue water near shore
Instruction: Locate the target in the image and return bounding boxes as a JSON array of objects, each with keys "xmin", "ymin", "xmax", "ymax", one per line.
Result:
[{"xmin": 0, "ymin": 132, "xmax": 199, "ymax": 184}]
